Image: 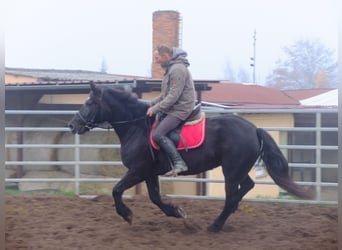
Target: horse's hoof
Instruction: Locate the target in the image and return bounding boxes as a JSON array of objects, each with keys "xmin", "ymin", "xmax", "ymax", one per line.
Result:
[
  {"xmin": 176, "ymin": 207, "xmax": 187, "ymax": 219},
  {"xmin": 207, "ymin": 223, "xmax": 222, "ymax": 233},
  {"xmin": 124, "ymin": 213, "xmax": 133, "ymax": 225}
]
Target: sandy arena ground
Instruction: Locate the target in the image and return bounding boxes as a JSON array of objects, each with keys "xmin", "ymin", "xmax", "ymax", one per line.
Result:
[{"xmin": 5, "ymin": 194, "xmax": 337, "ymax": 250}]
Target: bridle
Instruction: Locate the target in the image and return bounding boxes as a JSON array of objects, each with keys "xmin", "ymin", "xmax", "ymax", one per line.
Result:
[
  {"xmin": 76, "ymin": 91, "xmax": 155, "ymax": 159},
  {"xmin": 76, "ymin": 108, "xmax": 103, "ymax": 130},
  {"xmin": 76, "ymin": 106, "xmax": 146, "ymax": 130}
]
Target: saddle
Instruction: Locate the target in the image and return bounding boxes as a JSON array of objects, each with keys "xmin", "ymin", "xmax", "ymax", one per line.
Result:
[{"xmin": 150, "ymin": 104, "xmax": 206, "ymax": 151}]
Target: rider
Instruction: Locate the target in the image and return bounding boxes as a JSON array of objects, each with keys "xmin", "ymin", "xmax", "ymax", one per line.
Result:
[{"xmin": 147, "ymin": 44, "xmax": 196, "ymax": 177}]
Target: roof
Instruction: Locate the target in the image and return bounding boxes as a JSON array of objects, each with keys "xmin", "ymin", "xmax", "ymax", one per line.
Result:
[
  {"xmin": 300, "ymin": 89, "xmax": 338, "ymax": 107},
  {"xmin": 5, "ymin": 67, "xmax": 148, "ymax": 82},
  {"xmin": 202, "ymin": 83, "xmax": 300, "ymax": 108},
  {"xmin": 5, "ymin": 67, "xmax": 337, "ymax": 110},
  {"xmin": 5, "ymin": 79, "xmax": 212, "ymax": 92},
  {"xmin": 4, "ymin": 67, "xmax": 214, "ymax": 98},
  {"xmin": 283, "ymin": 89, "xmax": 333, "ymax": 101}
]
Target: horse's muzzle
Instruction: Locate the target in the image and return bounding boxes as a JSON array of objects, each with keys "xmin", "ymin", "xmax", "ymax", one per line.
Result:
[
  {"xmin": 68, "ymin": 122, "xmax": 77, "ymax": 134},
  {"xmin": 68, "ymin": 122, "xmax": 90, "ymax": 135},
  {"xmin": 68, "ymin": 116, "xmax": 89, "ymax": 134}
]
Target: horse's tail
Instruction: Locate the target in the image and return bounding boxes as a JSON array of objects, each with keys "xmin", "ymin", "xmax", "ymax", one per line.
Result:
[{"xmin": 256, "ymin": 128, "xmax": 315, "ymax": 199}]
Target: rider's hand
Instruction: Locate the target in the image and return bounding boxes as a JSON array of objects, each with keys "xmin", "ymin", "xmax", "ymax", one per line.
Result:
[{"xmin": 146, "ymin": 107, "xmax": 154, "ymax": 117}]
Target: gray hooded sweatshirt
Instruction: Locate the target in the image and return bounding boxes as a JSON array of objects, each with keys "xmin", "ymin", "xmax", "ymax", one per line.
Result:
[{"xmin": 151, "ymin": 48, "xmax": 196, "ymax": 120}]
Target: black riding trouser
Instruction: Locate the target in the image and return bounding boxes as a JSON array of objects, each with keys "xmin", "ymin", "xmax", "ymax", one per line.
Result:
[{"xmin": 152, "ymin": 114, "xmax": 182, "ymax": 142}]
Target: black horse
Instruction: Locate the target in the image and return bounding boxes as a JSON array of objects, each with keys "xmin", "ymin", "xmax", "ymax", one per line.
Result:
[{"xmin": 68, "ymin": 83, "xmax": 314, "ymax": 232}]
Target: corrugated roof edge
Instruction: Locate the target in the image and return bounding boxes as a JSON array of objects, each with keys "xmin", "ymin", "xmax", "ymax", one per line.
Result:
[{"xmin": 5, "ymin": 67, "xmax": 150, "ymax": 82}]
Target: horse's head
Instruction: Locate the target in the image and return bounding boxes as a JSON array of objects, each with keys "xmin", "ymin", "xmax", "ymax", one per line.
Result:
[
  {"xmin": 68, "ymin": 83, "xmax": 148, "ymax": 134},
  {"xmin": 68, "ymin": 83, "xmax": 110, "ymax": 134}
]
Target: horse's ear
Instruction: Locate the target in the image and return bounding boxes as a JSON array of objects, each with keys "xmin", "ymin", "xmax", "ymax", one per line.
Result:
[
  {"xmin": 90, "ymin": 82, "xmax": 101, "ymax": 96},
  {"xmin": 90, "ymin": 82, "xmax": 96, "ymax": 92}
]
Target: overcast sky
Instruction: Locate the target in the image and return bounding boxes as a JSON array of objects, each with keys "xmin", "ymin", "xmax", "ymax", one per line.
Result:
[{"xmin": 4, "ymin": 0, "xmax": 338, "ymax": 83}]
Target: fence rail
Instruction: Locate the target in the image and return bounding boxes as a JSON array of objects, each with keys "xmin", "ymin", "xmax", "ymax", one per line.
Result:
[{"xmin": 4, "ymin": 109, "xmax": 338, "ymax": 205}]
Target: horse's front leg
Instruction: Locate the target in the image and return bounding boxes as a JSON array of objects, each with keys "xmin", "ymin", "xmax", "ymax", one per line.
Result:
[
  {"xmin": 145, "ymin": 175, "xmax": 186, "ymax": 218},
  {"xmin": 112, "ymin": 169, "xmax": 144, "ymax": 224}
]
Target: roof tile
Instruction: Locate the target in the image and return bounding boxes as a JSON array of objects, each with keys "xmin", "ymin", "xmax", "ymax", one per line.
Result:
[
  {"xmin": 283, "ymin": 89, "xmax": 333, "ymax": 101},
  {"xmin": 202, "ymin": 83, "xmax": 300, "ymax": 106}
]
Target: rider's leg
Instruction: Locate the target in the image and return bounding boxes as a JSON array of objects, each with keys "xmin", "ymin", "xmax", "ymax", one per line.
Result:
[{"xmin": 152, "ymin": 115, "xmax": 188, "ymax": 176}]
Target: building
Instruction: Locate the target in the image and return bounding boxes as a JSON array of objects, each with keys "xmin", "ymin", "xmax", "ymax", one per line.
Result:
[
  {"xmin": 5, "ymin": 67, "xmax": 337, "ymax": 200},
  {"xmin": 4, "ymin": 9, "xmax": 338, "ymax": 200}
]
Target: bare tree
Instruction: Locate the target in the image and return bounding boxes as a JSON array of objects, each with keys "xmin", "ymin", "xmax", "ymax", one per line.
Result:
[
  {"xmin": 224, "ymin": 60, "xmax": 236, "ymax": 81},
  {"xmin": 237, "ymin": 67, "xmax": 250, "ymax": 83},
  {"xmin": 100, "ymin": 57, "xmax": 108, "ymax": 73},
  {"xmin": 266, "ymin": 39, "xmax": 338, "ymax": 89},
  {"xmin": 224, "ymin": 61, "xmax": 250, "ymax": 83}
]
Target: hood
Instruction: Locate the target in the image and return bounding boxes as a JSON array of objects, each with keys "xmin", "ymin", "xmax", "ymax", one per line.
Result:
[
  {"xmin": 168, "ymin": 47, "xmax": 190, "ymax": 67},
  {"xmin": 172, "ymin": 47, "xmax": 188, "ymax": 58}
]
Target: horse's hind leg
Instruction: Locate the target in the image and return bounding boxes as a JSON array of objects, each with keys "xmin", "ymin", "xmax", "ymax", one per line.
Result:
[
  {"xmin": 145, "ymin": 175, "xmax": 185, "ymax": 218},
  {"xmin": 208, "ymin": 175, "xmax": 255, "ymax": 232},
  {"xmin": 208, "ymin": 182, "xmax": 238, "ymax": 232},
  {"xmin": 228, "ymin": 175, "xmax": 255, "ymax": 213}
]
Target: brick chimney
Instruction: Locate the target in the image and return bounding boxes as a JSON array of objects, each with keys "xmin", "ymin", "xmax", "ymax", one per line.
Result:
[{"xmin": 152, "ymin": 10, "xmax": 181, "ymax": 78}]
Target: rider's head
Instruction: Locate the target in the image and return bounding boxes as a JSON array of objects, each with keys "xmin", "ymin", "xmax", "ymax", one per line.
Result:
[{"xmin": 154, "ymin": 44, "xmax": 172, "ymax": 67}]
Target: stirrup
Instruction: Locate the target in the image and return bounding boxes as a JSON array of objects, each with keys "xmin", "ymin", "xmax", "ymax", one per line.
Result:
[{"xmin": 164, "ymin": 165, "xmax": 188, "ymax": 177}]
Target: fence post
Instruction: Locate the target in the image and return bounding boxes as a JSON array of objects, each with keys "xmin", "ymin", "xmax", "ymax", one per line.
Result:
[
  {"xmin": 315, "ymin": 112, "xmax": 322, "ymax": 201},
  {"xmin": 0, "ymin": 28, "xmax": 6, "ymax": 250},
  {"xmin": 74, "ymin": 134, "xmax": 80, "ymax": 195}
]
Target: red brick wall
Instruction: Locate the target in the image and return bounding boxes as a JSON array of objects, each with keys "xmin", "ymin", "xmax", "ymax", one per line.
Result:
[{"xmin": 152, "ymin": 10, "xmax": 180, "ymax": 78}]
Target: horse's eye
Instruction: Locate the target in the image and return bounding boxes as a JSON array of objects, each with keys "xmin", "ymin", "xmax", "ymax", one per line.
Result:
[{"xmin": 86, "ymin": 99, "xmax": 93, "ymax": 105}]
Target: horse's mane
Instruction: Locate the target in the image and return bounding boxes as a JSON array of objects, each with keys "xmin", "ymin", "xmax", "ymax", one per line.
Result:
[{"xmin": 101, "ymin": 86, "xmax": 148, "ymax": 117}]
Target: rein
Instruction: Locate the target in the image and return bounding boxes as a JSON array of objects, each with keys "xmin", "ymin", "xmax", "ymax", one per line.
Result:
[
  {"xmin": 77, "ymin": 110, "xmax": 147, "ymax": 130},
  {"xmin": 78, "ymin": 87, "xmax": 150, "ymax": 130},
  {"xmin": 78, "ymin": 106, "xmax": 155, "ymax": 159},
  {"xmin": 110, "ymin": 116, "xmax": 147, "ymax": 126},
  {"xmin": 77, "ymin": 86, "xmax": 156, "ymax": 160}
]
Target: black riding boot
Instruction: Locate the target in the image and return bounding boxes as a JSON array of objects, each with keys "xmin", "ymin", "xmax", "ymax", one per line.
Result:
[{"xmin": 156, "ymin": 136, "xmax": 188, "ymax": 177}]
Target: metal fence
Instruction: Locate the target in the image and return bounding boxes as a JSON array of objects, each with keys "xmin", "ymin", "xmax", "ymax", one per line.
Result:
[{"xmin": 4, "ymin": 109, "xmax": 338, "ymax": 205}]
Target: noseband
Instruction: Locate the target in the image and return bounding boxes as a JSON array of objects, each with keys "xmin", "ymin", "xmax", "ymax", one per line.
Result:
[{"xmin": 76, "ymin": 110, "xmax": 102, "ymax": 130}]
